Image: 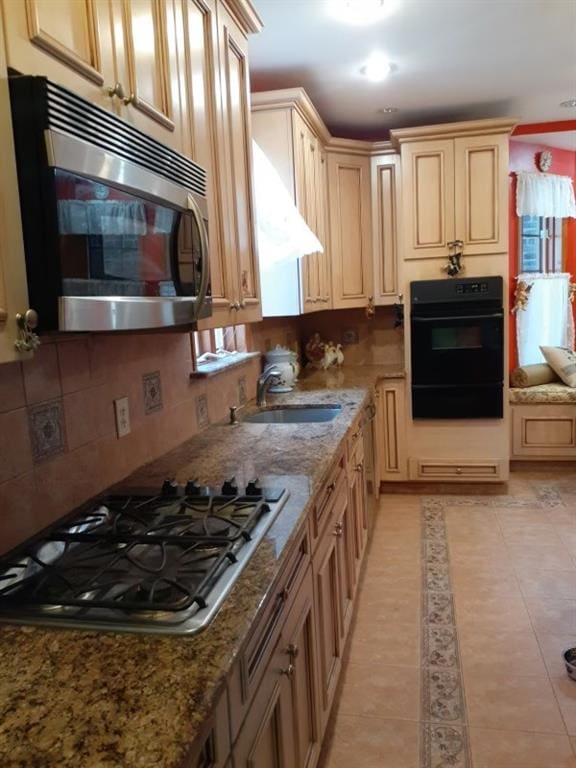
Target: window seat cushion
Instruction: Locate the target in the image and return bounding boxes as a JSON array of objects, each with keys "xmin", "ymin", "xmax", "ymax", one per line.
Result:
[{"xmin": 510, "ymin": 382, "xmax": 576, "ymax": 404}]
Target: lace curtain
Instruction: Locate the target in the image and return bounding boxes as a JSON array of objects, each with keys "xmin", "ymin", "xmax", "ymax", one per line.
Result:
[
  {"xmin": 252, "ymin": 140, "xmax": 323, "ymax": 269},
  {"xmin": 516, "ymin": 272, "xmax": 575, "ymax": 365},
  {"xmin": 516, "ymin": 172, "xmax": 576, "ymax": 218}
]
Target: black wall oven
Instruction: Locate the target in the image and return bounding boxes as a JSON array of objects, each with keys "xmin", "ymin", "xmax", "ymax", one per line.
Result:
[
  {"xmin": 9, "ymin": 76, "xmax": 211, "ymax": 333},
  {"xmin": 410, "ymin": 277, "xmax": 504, "ymax": 419}
]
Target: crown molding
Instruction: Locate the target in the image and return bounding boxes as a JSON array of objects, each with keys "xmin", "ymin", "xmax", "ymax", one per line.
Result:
[
  {"xmin": 390, "ymin": 117, "xmax": 518, "ymax": 148},
  {"xmin": 251, "ymin": 88, "xmax": 332, "ymax": 144},
  {"xmin": 223, "ymin": 0, "xmax": 263, "ymax": 34}
]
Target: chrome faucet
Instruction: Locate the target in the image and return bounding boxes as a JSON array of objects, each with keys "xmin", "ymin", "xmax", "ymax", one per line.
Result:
[{"xmin": 256, "ymin": 364, "xmax": 282, "ymax": 407}]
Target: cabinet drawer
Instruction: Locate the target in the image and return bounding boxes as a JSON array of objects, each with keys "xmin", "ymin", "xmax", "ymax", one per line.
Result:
[
  {"xmin": 311, "ymin": 451, "xmax": 346, "ymax": 549},
  {"xmin": 347, "ymin": 417, "xmax": 364, "ymax": 467},
  {"xmin": 411, "ymin": 458, "xmax": 503, "ymax": 481},
  {"xmin": 228, "ymin": 525, "xmax": 310, "ymax": 739}
]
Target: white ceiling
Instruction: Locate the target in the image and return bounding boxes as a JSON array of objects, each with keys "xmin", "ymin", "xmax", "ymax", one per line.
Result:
[
  {"xmin": 249, "ymin": 0, "xmax": 576, "ymax": 137},
  {"xmin": 512, "ymin": 131, "xmax": 576, "ymax": 151}
]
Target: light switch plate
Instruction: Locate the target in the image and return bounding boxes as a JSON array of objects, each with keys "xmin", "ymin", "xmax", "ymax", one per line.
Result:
[{"xmin": 114, "ymin": 397, "xmax": 131, "ymax": 438}]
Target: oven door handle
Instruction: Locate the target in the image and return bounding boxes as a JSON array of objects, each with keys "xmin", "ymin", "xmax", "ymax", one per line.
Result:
[{"xmin": 412, "ymin": 313, "xmax": 503, "ymax": 322}]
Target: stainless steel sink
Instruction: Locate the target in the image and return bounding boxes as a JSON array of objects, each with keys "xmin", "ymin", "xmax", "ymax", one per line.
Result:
[{"xmin": 243, "ymin": 405, "xmax": 342, "ymax": 424}]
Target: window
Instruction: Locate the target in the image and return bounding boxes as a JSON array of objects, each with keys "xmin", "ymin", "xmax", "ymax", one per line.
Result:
[
  {"xmin": 520, "ymin": 216, "xmax": 565, "ymax": 273},
  {"xmin": 193, "ymin": 325, "xmax": 247, "ymax": 367}
]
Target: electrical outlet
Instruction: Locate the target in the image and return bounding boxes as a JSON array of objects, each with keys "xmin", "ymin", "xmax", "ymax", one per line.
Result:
[{"xmin": 114, "ymin": 397, "xmax": 131, "ymax": 438}]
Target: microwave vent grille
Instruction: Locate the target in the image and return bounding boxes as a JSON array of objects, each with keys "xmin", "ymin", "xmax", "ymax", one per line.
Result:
[{"xmin": 45, "ymin": 81, "xmax": 206, "ymax": 198}]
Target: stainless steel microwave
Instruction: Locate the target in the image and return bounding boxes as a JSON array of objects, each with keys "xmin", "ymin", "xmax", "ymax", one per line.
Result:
[{"xmin": 9, "ymin": 76, "xmax": 212, "ymax": 332}]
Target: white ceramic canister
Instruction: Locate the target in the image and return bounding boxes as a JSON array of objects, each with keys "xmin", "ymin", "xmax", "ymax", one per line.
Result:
[{"xmin": 265, "ymin": 345, "xmax": 296, "ymax": 392}]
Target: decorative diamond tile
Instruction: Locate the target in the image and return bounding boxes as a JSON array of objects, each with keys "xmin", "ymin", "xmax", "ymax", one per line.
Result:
[
  {"xmin": 196, "ymin": 394, "xmax": 209, "ymax": 428},
  {"xmin": 28, "ymin": 399, "xmax": 67, "ymax": 463},
  {"xmin": 142, "ymin": 371, "xmax": 163, "ymax": 415},
  {"xmin": 421, "ymin": 724, "xmax": 471, "ymax": 768},
  {"xmin": 238, "ymin": 376, "xmax": 247, "ymax": 406}
]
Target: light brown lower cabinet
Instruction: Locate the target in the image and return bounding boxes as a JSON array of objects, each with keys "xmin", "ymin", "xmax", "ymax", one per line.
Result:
[
  {"xmin": 375, "ymin": 379, "xmax": 408, "ymax": 483},
  {"xmin": 230, "ymin": 431, "xmax": 370, "ymax": 767},
  {"xmin": 233, "ymin": 568, "xmax": 321, "ymax": 768}
]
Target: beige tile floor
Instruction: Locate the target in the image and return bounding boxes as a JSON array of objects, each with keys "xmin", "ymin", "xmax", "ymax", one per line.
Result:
[{"xmin": 322, "ymin": 468, "xmax": 576, "ymax": 768}]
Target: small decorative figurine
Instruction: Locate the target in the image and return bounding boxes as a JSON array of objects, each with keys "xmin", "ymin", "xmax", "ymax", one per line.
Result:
[
  {"xmin": 322, "ymin": 341, "xmax": 339, "ymax": 370},
  {"xmin": 335, "ymin": 344, "xmax": 344, "ymax": 367},
  {"xmin": 570, "ymin": 283, "xmax": 576, "ymax": 304},
  {"xmin": 443, "ymin": 240, "xmax": 464, "ymax": 277},
  {"xmin": 305, "ymin": 333, "xmax": 325, "ymax": 368},
  {"xmin": 538, "ymin": 150, "xmax": 553, "ymax": 172},
  {"xmin": 512, "ymin": 280, "xmax": 533, "ymax": 314}
]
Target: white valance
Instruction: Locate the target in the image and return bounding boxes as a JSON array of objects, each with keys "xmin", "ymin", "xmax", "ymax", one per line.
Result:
[
  {"xmin": 252, "ymin": 140, "xmax": 323, "ymax": 269},
  {"xmin": 516, "ymin": 171, "xmax": 576, "ymax": 219}
]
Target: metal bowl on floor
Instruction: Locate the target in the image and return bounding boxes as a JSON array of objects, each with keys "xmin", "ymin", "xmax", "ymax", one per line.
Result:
[{"xmin": 563, "ymin": 648, "xmax": 576, "ymax": 680}]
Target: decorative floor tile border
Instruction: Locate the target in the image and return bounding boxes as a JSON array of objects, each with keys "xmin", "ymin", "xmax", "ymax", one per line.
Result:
[
  {"xmin": 418, "ymin": 486, "xmax": 559, "ymax": 766},
  {"xmin": 420, "ymin": 497, "xmax": 471, "ymax": 768}
]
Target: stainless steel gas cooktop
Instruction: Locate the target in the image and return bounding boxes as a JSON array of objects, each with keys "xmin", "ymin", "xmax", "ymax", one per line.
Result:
[{"xmin": 0, "ymin": 479, "xmax": 288, "ymax": 635}]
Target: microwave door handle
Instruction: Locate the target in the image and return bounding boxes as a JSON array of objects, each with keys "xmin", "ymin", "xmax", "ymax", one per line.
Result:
[
  {"xmin": 412, "ymin": 313, "xmax": 503, "ymax": 322},
  {"xmin": 186, "ymin": 193, "xmax": 210, "ymax": 309}
]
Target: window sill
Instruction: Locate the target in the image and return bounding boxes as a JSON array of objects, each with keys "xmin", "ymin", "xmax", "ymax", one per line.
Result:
[{"xmin": 190, "ymin": 351, "xmax": 261, "ymax": 379}]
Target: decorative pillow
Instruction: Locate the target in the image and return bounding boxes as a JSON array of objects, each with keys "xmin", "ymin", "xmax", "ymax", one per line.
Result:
[
  {"xmin": 510, "ymin": 363, "xmax": 559, "ymax": 388},
  {"xmin": 540, "ymin": 346, "xmax": 576, "ymax": 387}
]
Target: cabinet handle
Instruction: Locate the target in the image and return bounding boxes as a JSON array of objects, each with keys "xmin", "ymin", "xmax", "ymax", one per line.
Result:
[
  {"xmin": 285, "ymin": 643, "xmax": 299, "ymax": 660},
  {"xmin": 106, "ymin": 82, "xmax": 126, "ymax": 100},
  {"xmin": 122, "ymin": 92, "xmax": 136, "ymax": 106},
  {"xmin": 333, "ymin": 522, "xmax": 343, "ymax": 537},
  {"xmin": 281, "ymin": 664, "xmax": 295, "ymax": 678},
  {"xmin": 229, "ymin": 301, "xmax": 240, "ymax": 310},
  {"xmin": 366, "ymin": 296, "xmax": 375, "ymax": 319},
  {"xmin": 326, "ymin": 481, "xmax": 336, "ymax": 496},
  {"xmin": 355, "ymin": 462, "xmax": 363, "ymax": 473},
  {"xmin": 279, "ymin": 587, "xmax": 290, "ymax": 603}
]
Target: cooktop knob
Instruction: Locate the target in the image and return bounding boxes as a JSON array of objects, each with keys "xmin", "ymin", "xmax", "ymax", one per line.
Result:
[
  {"xmin": 184, "ymin": 479, "xmax": 203, "ymax": 496},
  {"xmin": 245, "ymin": 479, "xmax": 263, "ymax": 497},
  {"xmin": 161, "ymin": 479, "xmax": 179, "ymax": 496},
  {"xmin": 221, "ymin": 478, "xmax": 238, "ymax": 496}
]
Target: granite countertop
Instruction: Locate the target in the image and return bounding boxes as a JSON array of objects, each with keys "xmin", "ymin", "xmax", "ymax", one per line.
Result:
[{"xmin": 0, "ymin": 364, "xmax": 403, "ymax": 768}]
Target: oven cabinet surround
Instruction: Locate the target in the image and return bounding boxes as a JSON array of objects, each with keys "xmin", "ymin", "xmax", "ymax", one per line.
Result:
[
  {"xmin": 251, "ymin": 89, "xmax": 332, "ymax": 316},
  {"xmin": 391, "ymin": 119, "xmax": 516, "ymax": 261},
  {"xmin": 0, "ymin": 12, "xmax": 31, "ymax": 363},
  {"xmin": 1, "ymin": 0, "xmax": 263, "ymax": 331},
  {"xmin": 228, "ymin": 429, "xmax": 369, "ymax": 768}
]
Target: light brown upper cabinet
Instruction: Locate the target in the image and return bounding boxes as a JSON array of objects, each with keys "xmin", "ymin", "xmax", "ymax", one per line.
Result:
[
  {"xmin": 371, "ymin": 153, "xmax": 401, "ymax": 304},
  {"xmin": 0, "ymin": 16, "xmax": 33, "ymax": 363},
  {"xmin": 327, "ymin": 150, "xmax": 373, "ymax": 311},
  {"xmin": 391, "ymin": 119, "xmax": 516, "ymax": 260},
  {"xmin": 251, "ymin": 89, "xmax": 331, "ymax": 316},
  {"xmin": 214, "ymin": 0, "xmax": 261, "ymax": 325}
]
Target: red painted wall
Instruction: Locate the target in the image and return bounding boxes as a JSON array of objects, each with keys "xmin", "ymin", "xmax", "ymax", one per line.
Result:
[{"xmin": 508, "ymin": 138, "xmax": 576, "ymax": 369}]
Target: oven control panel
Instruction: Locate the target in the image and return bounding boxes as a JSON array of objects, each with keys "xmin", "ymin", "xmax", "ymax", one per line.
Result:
[
  {"xmin": 455, "ymin": 282, "xmax": 489, "ymax": 295},
  {"xmin": 411, "ymin": 276, "xmax": 503, "ymax": 304}
]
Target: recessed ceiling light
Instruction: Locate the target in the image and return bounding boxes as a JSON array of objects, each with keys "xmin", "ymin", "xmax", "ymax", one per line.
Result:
[
  {"xmin": 559, "ymin": 99, "xmax": 576, "ymax": 108},
  {"xmin": 378, "ymin": 106, "xmax": 398, "ymax": 113},
  {"xmin": 329, "ymin": 0, "xmax": 400, "ymax": 26},
  {"xmin": 361, "ymin": 51, "xmax": 392, "ymax": 82}
]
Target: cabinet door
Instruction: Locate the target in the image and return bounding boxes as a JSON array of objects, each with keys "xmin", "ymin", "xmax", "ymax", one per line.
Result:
[
  {"xmin": 334, "ymin": 481, "xmax": 355, "ymax": 640},
  {"xmin": 401, "ymin": 139, "xmax": 455, "ymax": 260},
  {"xmin": 0, "ymin": 20, "xmax": 32, "ymax": 363},
  {"xmin": 312, "ymin": 520, "xmax": 341, "ymax": 726},
  {"xmin": 317, "ymin": 147, "xmax": 331, "ymax": 307},
  {"xmin": 454, "ymin": 134, "xmax": 508, "ymax": 256},
  {"xmin": 2, "ymin": 0, "xmax": 116, "ymax": 108},
  {"xmin": 234, "ymin": 641, "xmax": 296, "ymax": 768},
  {"xmin": 350, "ymin": 441, "xmax": 368, "ymax": 578},
  {"xmin": 113, "ymin": 0, "xmax": 184, "ymax": 150},
  {"xmin": 327, "ymin": 151, "xmax": 373, "ymax": 310},
  {"xmin": 215, "ymin": 0, "xmax": 261, "ymax": 324},
  {"xmin": 377, "ymin": 380, "xmax": 408, "ymax": 481},
  {"xmin": 181, "ymin": 0, "xmax": 236, "ymax": 331},
  {"xmin": 372, "ymin": 154, "xmax": 400, "ymax": 304},
  {"xmin": 280, "ymin": 569, "xmax": 321, "ymax": 768}
]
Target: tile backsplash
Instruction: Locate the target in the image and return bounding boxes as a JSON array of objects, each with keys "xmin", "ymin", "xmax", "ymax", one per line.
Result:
[{"xmin": 0, "ymin": 332, "xmax": 260, "ymax": 554}]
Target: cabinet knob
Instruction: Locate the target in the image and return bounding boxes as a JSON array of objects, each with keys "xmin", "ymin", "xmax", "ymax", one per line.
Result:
[
  {"xmin": 326, "ymin": 481, "xmax": 336, "ymax": 496},
  {"xmin": 456, "ymin": 467, "xmax": 462, "ymax": 475},
  {"xmin": 333, "ymin": 522, "xmax": 343, "ymax": 537},
  {"xmin": 285, "ymin": 643, "xmax": 299, "ymax": 660},
  {"xmin": 355, "ymin": 463, "xmax": 363, "ymax": 473},
  {"xmin": 122, "ymin": 92, "xmax": 136, "ymax": 106},
  {"xmin": 280, "ymin": 664, "xmax": 295, "ymax": 678},
  {"xmin": 366, "ymin": 296, "xmax": 375, "ymax": 319},
  {"xmin": 229, "ymin": 301, "xmax": 240, "ymax": 310},
  {"xmin": 106, "ymin": 82, "xmax": 126, "ymax": 100}
]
